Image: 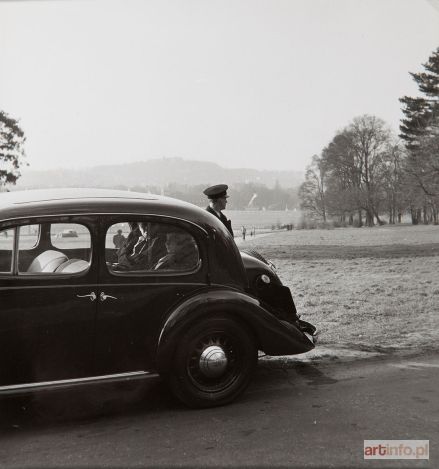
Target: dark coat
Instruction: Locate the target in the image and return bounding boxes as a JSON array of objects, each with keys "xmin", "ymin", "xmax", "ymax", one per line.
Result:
[
  {"xmin": 206, "ymin": 206, "xmax": 234, "ymax": 237},
  {"xmin": 117, "ymin": 234, "xmax": 167, "ymax": 270},
  {"xmin": 154, "ymin": 247, "xmax": 199, "ymax": 271}
]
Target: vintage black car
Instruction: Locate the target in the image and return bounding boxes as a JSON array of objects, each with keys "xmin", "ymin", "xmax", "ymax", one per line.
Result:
[{"xmin": 0, "ymin": 189, "xmax": 316, "ymax": 407}]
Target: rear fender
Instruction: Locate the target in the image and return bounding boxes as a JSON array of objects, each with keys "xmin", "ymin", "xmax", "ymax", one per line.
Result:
[{"xmin": 156, "ymin": 289, "xmax": 314, "ymax": 374}]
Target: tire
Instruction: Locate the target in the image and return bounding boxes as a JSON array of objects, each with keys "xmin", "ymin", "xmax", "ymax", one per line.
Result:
[{"xmin": 168, "ymin": 315, "xmax": 257, "ymax": 408}]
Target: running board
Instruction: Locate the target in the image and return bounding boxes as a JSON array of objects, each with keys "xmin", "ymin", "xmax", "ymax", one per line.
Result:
[{"xmin": 0, "ymin": 371, "xmax": 158, "ymax": 395}]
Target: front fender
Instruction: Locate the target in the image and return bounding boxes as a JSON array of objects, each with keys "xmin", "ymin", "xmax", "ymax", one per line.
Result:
[{"xmin": 156, "ymin": 288, "xmax": 314, "ymax": 374}]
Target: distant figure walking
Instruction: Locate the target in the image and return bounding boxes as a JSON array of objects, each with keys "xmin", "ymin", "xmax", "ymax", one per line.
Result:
[
  {"xmin": 241, "ymin": 225, "xmax": 246, "ymax": 240},
  {"xmin": 113, "ymin": 229, "xmax": 126, "ymax": 250},
  {"xmin": 203, "ymin": 184, "xmax": 234, "ymax": 237}
]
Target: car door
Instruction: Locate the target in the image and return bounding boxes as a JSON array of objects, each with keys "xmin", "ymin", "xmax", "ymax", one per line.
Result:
[
  {"xmin": 0, "ymin": 217, "xmax": 98, "ymax": 386},
  {"xmin": 94, "ymin": 216, "xmax": 208, "ymax": 375}
]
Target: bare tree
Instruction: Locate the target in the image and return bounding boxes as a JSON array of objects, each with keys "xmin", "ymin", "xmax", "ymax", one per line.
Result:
[
  {"xmin": 321, "ymin": 129, "xmax": 363, "ymax": 225},
  {"xmin": 380, "ymin": 143, "xmax": 405, "ymax": 224},
  {"xmin": 320, "ymin": 115, "xmax": 394, "ymax": 226},
  {"xmin": 299, "ymin": 155, "xmax": 327, "ymax": 222}
]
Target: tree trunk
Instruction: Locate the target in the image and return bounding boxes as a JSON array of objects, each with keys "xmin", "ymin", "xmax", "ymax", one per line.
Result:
[
  {"xmin": 410, "ymin": 209, "xmax": 417, "ymax": 224},
  {"xmin": 423, "ymin": 205, "xmax": 428, "ymax": 224},
  {"xmin": 358, "ymin": 210, "xmax": 363, "ymax": 227},
  {"xmin": 374, "ymin": 210, "xmax": 384, "ymax": 226},
  {"xmin": 389, "ymin": 209, "xmax": 394, "ymax": 224},
  {"xmin": 366, "ymin": 210, "xmax": 374, "ymax": 227}
]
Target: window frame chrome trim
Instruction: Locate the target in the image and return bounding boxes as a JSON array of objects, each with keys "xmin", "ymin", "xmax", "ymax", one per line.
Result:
[{"xmin": 0, "ymin": 213, "xmax": 209, "ymax": 235}]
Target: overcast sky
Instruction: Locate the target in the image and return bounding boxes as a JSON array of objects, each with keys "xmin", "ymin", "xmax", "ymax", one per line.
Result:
[{"xmin": 1, "ymin": 0, "xmax": 438, "ymax": 173}]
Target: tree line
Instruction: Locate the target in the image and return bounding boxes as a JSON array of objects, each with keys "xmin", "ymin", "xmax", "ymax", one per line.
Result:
[
  {"xmin": 299, "ymin": 47, "xmax": 439, "ymax": 227},
  {"xmin": 112, "ymin": 181, "xmax": 300, "ymax": 210}
]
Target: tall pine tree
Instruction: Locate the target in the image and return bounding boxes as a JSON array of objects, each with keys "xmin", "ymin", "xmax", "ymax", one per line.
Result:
[{"xmin": 400, "ymin": 47, "xmax": 439, "ymax": 149}]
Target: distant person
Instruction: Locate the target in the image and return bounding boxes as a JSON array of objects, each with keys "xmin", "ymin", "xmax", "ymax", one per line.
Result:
[
  {"xmin": 113, "ymin": 229, "xmax": 126, "ymax": 250},
  {"xmin": 203, "ymin": 184, "xmax": 234, "ymax": 237},
  {"xmin": 241, "ymin": 225, "xmax": 246, "ymax": 240}
]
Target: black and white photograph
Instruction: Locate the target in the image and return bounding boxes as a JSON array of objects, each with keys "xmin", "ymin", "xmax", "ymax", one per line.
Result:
[{"xmin": 0, "ymin": 0, "xmax": 438, "ymax": 467}]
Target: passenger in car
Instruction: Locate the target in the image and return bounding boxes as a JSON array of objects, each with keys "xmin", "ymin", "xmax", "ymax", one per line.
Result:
[
  {"xmin": 116, "ymin": 222, "xmax": 167, "ymax": 271},
  {"xmin": 154, "ymin": 232, "xmax": 198, "ymax": 271},
  {"xmin": 117, "ymin": 222, "xmax": 141, "ymax": 265},
  {"xmin": 130, "ymin": 224, "xmax": 167, "ymax": 270}
]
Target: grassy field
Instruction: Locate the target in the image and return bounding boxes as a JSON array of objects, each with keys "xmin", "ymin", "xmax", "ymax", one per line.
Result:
[
  {"xmin": 241, "ymin": 224, "xmax": 439, "ymax": 358},
  {"xmin": 223, "ymin": 209, "xmax": 302, "ymax": 229}
]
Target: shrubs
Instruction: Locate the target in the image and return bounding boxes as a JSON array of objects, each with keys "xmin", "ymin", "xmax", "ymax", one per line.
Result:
[
  {"xmin": 296, "ymin": 218, "xmax": 334, "ymax": 230},
  {"xmin": 332, "ymin": 219, "xmax": 349, "ymax": 228}
]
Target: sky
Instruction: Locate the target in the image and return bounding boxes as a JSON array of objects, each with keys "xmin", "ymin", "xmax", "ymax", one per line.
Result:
[{"xmin": 1, "ymin": 0, "xmax": 439, "ymax": 173}]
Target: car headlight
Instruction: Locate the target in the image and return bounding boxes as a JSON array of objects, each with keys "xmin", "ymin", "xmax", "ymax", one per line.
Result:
[{"xmin": 260, "ymin": 274, "xmax": 271, "ymax": 284}]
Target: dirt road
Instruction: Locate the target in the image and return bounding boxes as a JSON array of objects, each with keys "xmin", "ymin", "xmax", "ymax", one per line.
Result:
[{"xmin": 1, "ymin": 352, "xmax": 437, "ymax": 468}]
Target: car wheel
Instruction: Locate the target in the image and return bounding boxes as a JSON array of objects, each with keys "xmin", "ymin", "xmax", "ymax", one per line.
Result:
[{"xmin": 168, "ymin": 315, "xmax": 257, "ymax": 408}]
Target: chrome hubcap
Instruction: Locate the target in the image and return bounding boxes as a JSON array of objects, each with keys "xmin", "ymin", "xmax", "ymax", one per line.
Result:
[{"xmin": 199, "ymin": 345, "xmax": 228, "ymax": 378}]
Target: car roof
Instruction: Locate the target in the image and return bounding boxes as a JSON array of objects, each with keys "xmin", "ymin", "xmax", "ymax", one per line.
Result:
[
  {"xmin": 0, "ymin": 188, "xmax": 211, "ymax": 229},
  {"xmin": 0, "ymin": 188, "xmax": 247, "ymax": 288},
  {"xmin": 0, "ymin": 188, "xmax": 158, "ymax": 206}
]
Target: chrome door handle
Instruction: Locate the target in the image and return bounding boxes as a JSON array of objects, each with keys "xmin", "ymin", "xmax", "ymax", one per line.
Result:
[
  {"xmin": 100, "ymin": 292, "xmax": 118, "ymax": 302},
  {"xmin": 77, "ymin": 292, "xmax": 97, "ymax": 301}
]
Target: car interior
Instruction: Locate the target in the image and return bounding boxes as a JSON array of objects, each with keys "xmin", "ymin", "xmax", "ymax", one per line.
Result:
[
  {"xmin": 105, "ymin": 221, "xmax": 200, "ymax": 273},
  {"xmin": 0, "ymin": 222, "xmax": 91, "ymax": 275}
]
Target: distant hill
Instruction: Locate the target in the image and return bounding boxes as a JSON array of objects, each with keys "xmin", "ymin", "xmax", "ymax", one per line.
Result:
[{"xmin": 16, "ymin": 157, "xmax": 304, "ymax": 189}]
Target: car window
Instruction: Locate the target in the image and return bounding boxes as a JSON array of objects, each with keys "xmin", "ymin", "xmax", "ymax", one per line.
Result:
[
  {"xmin": 51, "ymin": 223, "xmax": 91, "ymax": 249},
  {"xmin": 0, "ymin": 228, "xmax": 14, "ymax": 274},
  {"xmin": 106, "ymin": 221, "xmax": 199, "ymax": 274},
  {"xmin": 18, "ymin": 222, "xmax": 92, "ymax": 275},
  {"xmin": 16, "ymin": 224, "xmax": 39, "ymax": 250}
]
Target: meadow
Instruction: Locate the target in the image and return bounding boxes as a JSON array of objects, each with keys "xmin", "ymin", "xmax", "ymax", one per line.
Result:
[
  {"xmin": 240, "ymin": 224, "xmax": 439, "ymax": 359},
  {"xmin": 224, "ymin": 209, "xmax": 302, "ymax": 229}
]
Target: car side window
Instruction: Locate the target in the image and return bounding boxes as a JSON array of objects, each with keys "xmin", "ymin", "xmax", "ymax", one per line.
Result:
[
  {"xmin": 106, "ymin": 221, "xmax": 200, "ymax": 274},
  {"xmin": 0, "ymin": 228, "xmax": 14, "ymax": 274},
  {"xmin": 18, "ymin": 223, "xmax": 92, "ymax": 275},
  {"xmin": 16, "ymin": 224, "xmax": 39, "ymax": 250},
  {"xmin": 51, "ymin": 223, "xmax": 91, "ymax": 249}
]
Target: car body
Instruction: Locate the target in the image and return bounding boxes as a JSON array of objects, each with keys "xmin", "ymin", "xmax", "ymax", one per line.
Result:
[{"xmin": 0, "ymin": 188, "xmax": 316, "ymax": 407}]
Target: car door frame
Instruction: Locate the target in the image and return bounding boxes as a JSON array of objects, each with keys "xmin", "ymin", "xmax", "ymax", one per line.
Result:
[
  {"xmin": 94, "ymin": 214, "xmax": 210, "ymax": 375},
  {"xmin": 0, "ymin": 214, "xmax": 99, "ymax": 387}
]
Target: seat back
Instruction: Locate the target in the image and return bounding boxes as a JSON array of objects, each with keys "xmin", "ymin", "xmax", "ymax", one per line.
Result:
[
  {"xmin": 55, "ymin": 259, "xmax": 89, "ymax": 274},
  {"xmin": 27, "ymin": 250, "xmax": 68, "ymax": 273}
]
